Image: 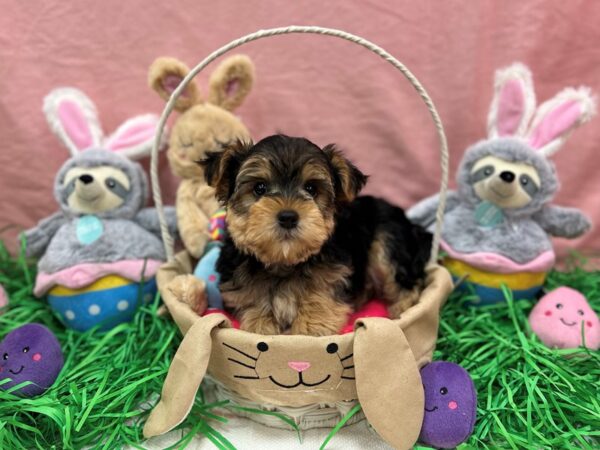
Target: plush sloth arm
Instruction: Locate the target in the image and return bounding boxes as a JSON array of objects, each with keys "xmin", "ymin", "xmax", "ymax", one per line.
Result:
[
  {"xmin": 407, "ymin": 191, "xmax": 460, "ymax": 229},
  {"xmin": 533, "ymin": 205, "xmax": 592, "ymax": 239},
  {"xmin": 21, "ymin": 212, "xmax": 67, "ymax": 258},
  {"xmin": 134, "ymin": 206, "xmax": 179, "ymax": 240}
]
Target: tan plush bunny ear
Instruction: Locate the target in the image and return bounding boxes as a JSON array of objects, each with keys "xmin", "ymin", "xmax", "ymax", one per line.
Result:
[
  {"xmin": 487, "ymin": 62, "xmax": 536, "ymax": 139},
  {"xmin": 526, "ymin": 87, "xmax": 596, "ymax": 157},
  {"xmin": 353, "ymin": 318, "xmax": 424, "ymax": 450},
  {"xmin": 207, "ymin": 55, "xmax": 255, "ymax": 111},
  {"xmin": 143, "ymin": 314, "xmax": 230, "ymax": 438},
  {"xmin": 148, "ymin": 57, "xmax": 203, "ymax": 112}
]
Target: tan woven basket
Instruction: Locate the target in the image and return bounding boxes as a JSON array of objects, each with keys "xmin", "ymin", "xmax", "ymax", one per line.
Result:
[{"xmin": 144, "ymin": 26, "xmax": 453, "ymax": 450}]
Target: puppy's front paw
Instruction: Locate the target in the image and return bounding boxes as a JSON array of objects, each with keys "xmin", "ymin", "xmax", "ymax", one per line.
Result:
[{"xmin": 166, "ymin": 275, "xmax": 208, "ymax": 315}]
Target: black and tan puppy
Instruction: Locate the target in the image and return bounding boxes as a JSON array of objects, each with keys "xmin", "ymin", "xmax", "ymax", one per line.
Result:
[{"xmin": 201, "ymin": 135, "xmax": 432, "ymax": 336}]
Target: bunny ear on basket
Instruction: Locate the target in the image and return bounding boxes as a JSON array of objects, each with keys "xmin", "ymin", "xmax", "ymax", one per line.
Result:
[{"xmin": 43, "ymin": 88, "xmax": 104, "ymax": 155}]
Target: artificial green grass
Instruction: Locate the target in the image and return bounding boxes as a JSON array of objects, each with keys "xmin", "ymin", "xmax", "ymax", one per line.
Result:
[
  {"xmin": 433, "ymin": 260, "xmax": 600, "ymax": 450},
  {"xmin": 1, "ymin": 240, "xmax": 599, "ymax": 449}
]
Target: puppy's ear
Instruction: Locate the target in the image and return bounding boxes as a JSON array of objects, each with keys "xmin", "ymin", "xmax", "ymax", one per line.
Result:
[
  {"xmin": 323, "ymin": 144, "xmax": 368, "ymax": 203},
  {"xmin": 200, "ymin": 140, "xmax": 252, "ymax": 203}
]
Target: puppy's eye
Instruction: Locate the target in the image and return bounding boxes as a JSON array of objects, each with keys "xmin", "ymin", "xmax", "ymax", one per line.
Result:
[
  {"xmin": 106, "ymin": 179, "xmax": 116, "ymax": 189},
  {"xmin": 440, "ymin": 387, "xmax": 448, "ymax": 395},
  {"xmin": 556, "ymin": 303, "xmax": 563, "ymax": 310},
  {"xmin": 578, "ymin": 309, "xmax": 585, "ymax": 316},
  {"xmin": 257, "ymin": 342, "xmax": 269, "ymax": 352},
  {"xmin": 2, "ymin": 353, "xmax": 7, "ymax": 360},
  {"xmin": 304, "ymin": 183, "xmax": 318, "ymax": 198},
  {"xmin": 180, "ymin": 140, "xmax": 194, "ymax": 148},
  {"xmin": 326, "ymin": 343, "xmax": 338, "ymax": 354},
  {"xmin": 254, "ymin": 182, "xmax": 268, "ymax": 197},
  {"xmin": 22, "ymin": 347, "xmax": 29, "ymax": 353}
]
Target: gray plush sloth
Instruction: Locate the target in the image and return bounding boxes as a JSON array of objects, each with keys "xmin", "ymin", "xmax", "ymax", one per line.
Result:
[
  {"xmin": 24, "ymin": 88, "xmax": 177, "ymax": 297},
  {"xmin": 408, "ymin": 63, "xmax": 594, "ymax": 303}
]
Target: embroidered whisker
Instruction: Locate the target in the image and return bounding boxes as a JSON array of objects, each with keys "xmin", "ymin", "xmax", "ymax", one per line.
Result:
[
  {"xmin": 340, "ymin": 353, "xmax": 353, "ymax": 362},
  {"xmin": 223, "ymin": 342, "xmax": 258, "ymax": 361},
  {"xmin": 228, "ymin": 358, "xmax": 257, "ymax": 370}
]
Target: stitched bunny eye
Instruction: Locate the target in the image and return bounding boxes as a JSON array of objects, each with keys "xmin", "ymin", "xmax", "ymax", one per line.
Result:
[
  {"xmin": 326, "ymin": 343, "xmax": 338, "ymax": 354},
  {"xmin": 578, "ymin": 309, "xmax": 585, "ymax": 316},
  {"xmin": 2, "ymin": 353, "xmax": 7, "ymax": 361},
  {"xmin": 257, "ymin": 342, "xmax": 269, "ymax": 352},
  {"xmin": 556, "ymin": 303, "xmax": 563, "ymax": 310},
  {"xmin": 440, "ymin": 387, "xmax": 448, "ymax": 395},
  {"xmin": 22, "ymin": 347, "xmax": 29, "ymax": 353}
]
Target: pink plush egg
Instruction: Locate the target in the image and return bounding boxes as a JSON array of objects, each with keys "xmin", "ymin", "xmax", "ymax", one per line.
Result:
[
  {"xmin": 529, "ymin": 287, "xmax": 599, "ymax": 350},
  {"xmin": 0, "ymin": 284, "xmax": 7, "ymax": 311}
]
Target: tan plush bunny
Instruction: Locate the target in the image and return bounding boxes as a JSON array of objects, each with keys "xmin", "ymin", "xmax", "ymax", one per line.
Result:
[{"xmin": 148, "ymin": 55, "xmax": 254, "ymax": 258}]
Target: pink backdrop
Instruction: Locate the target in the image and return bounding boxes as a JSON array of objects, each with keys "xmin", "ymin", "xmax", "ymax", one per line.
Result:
[{"xmin": 1, "ymin": 0, "xmax": 599, "ymax": 259}]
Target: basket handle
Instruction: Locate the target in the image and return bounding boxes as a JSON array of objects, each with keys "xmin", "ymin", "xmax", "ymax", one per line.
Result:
[{"xmin": 151, "ymin": 26, "xmax": 449, "ymax": 264}]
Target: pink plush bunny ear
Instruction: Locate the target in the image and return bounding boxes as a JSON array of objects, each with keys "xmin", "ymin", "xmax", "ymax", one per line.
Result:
[
  {"xmin": 43, "ymin": 88, "xmax": 104, "ymax": 155},
  {"xmin": 487, "ymin": 63, "xmax": 536, "ymax": 139},
  {"xmin": 526, "ymin": 87, "xmax": 596, "ymax": 157},
  {"xmin": 103, "ymin": 114, "xmax": 163, "ymax": 160}
]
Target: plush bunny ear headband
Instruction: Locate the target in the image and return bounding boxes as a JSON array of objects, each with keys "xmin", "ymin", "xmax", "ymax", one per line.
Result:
[
  {"xmin": 487, "ymin": 62, "xmax": 596, "ymax": 157},
  {"xmin": 43, "ymin": 87, "xmax": 164, "ymax": 160}
]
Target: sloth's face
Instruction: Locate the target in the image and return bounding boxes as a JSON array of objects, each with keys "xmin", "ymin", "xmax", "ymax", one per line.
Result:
[
  {"xmin": 63, "ymin": 166, "xmax": 131, "ymax": 214},
  {"xmin": 470, "ymin": 156, "xmax": 541, "ymax": 209}
]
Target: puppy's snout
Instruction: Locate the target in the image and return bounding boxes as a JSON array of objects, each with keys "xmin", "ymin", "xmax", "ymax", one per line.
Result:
[
  {"xmin": 499, "ymin": 171, "xmax": 515, "ymax": 183},
  {"xmin": 79, "ymin": 174, "xmax": 94, "ymax": 184},
  {"xmin": 277, "ymin": 210, "xmax": 299, "ymax": 229}
]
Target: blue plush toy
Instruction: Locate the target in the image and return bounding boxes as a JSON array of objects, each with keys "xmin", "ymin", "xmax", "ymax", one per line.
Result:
[{"xmin": 193, "ymin": 209, "xmax": 227, "ymax": 309}]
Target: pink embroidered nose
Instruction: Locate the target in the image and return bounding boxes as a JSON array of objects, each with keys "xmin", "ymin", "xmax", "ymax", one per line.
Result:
[{"xmin": 288, "ymin": 361, "xmax": 311, "ymax": 372}]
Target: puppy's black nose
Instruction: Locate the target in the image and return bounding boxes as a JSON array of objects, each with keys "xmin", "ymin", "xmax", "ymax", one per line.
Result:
[
  {"xmin": 277, "ymin": 210, "xmax": 299, "ymax": 229},
  {"xmin": 79, "ymin": 174, "xmax": 94, "ymax": 184},
  {"xmin": 499, "ymin": 171, "xmax": 515, "ymax": 183}
]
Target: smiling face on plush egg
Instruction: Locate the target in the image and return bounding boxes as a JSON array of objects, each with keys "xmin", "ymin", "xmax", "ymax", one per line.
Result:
[
  {"xmin": 529, "ymin": 287, "xmax": 600, "ymax": 350},
  {"xmin": 0, "ymin": 324, "xmax": 64, "ymax": 397},
  {"xmin": 470, "ymin": 155, "xmax": 541, "ymax": 209}
]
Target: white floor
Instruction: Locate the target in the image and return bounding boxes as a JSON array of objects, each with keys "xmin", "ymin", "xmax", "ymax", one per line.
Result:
[{"xmin": 142, "ymin": 417, "xmax": 394, "ymax": 450}]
